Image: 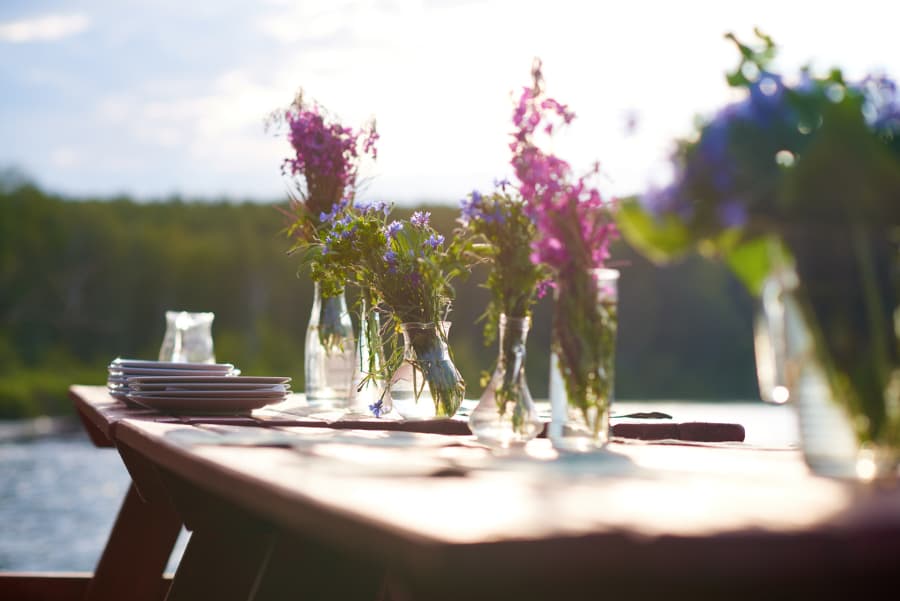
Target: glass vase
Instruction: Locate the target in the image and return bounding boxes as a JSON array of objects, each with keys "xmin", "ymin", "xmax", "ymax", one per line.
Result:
[
  {"xmin": 350, "ymin": 298, "xmax": 386, "ymax": 417},
  {"xmin": 755, "ymin": 264, "xmax": 899, "ymax": 480},
  {"xmin": 469, "ymin": 315, "xmax": 542, "ymax": 447},
  {"xmin": 548, "ymin": 268, "xmax": 619, "ymax": 452},
  {"xmin": 388, "ymin": 322, "xmax": 465, "ymax": 420},
  {"xmin": 305, "ymin": 282, "xmax": 355, "ymax": 410}
]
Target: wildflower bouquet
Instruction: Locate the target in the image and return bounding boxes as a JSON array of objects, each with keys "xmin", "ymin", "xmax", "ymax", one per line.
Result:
[
  {"xmin": 510, "ymin": 60, "xmax": 619, "ymax": 444},
  {"xmin": 311, "ymin": 203, "xmax": 467, "ymax": 417},
  {"xmin": 274, "ymin": 92, "xmax": 378, "ymax": 245},
  {"xmin": 618, "ymin": 31, "xmax": 900, "ymax": 459},
  {"xmin": 456, "ymin": 182, "xmax": 549, "ymax": 435},
  {"xmin": 270, "ymin": 92, "xmax": 378, "ymax": 353}
]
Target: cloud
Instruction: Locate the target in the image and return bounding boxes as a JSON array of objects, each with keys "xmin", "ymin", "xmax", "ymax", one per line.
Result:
[{"xmin": 0, "ymin": 13, "xmax": 90, "ymax": 43}]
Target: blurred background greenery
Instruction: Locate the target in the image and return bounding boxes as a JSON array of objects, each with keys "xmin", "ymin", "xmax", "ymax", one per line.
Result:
[{"xmin": 0, "ymin": 171, "xmax": 759, "ymax": 418}]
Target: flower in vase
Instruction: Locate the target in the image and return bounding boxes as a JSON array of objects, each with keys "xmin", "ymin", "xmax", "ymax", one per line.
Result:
[
  {"xmin": 616, "ymin": 30, "xmax": 900, "ymax": 449},
  {"xmin": 308, "ymin": 202, "xmax": 468, "ymax": 416},
  {"xmin": 455, "ymin": 183, "xmax": 550, "ymax": 434},
  {"xmin": 455, "ymin": 183, "xmax": 550, "ymax": 343},
  {"xmin": 268, "ymin": 91, "xmax": 378, "ymax": 249},
  {"xmin": 510, "ymin": 58, "xmax": 619, "ymax": 426}
]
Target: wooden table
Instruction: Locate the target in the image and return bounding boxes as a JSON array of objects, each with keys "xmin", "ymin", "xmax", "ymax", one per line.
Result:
[{"xmin": 13, "ymin": 386, "xmax": 900, "ymax": 600}]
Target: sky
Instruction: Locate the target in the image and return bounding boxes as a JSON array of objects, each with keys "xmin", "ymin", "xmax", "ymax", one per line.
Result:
[{"xmin": 1, "ymin": 0, "xmax": 898, "ymax": 205}]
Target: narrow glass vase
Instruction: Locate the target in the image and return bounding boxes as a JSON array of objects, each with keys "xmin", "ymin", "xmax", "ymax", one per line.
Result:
[
  {"xmin": 305, "ymin": 283, "xmax": 355, "ymax": 410},
  {"xmin": 469, "ymin": 315, "xmax": 542, "ymax": 447},
  {"xmin": 548, "ymin": 268, "xmax": 619, "ymax": 452},
  {"xmin": 388, "ymin": 322, "xmax": 465, "ymax": 420},
  {"xmin": 350, "ymin": 299, "xmax": 386, "ymax": 417}
]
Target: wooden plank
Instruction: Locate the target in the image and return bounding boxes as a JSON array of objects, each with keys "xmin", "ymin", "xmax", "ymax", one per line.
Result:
[
  {"xmin": 0, "ymin": 572, "xmax": 91, "ymax": 601},
  {"xmin": 111, "ymin": 418, "xmax": 900, "ymax": 600},
  {"xmin": 83, "ymin": 483, "xmax": 181, "ymax": 601}
]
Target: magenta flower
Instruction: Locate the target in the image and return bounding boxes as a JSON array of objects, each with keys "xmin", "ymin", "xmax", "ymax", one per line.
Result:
[
  {"xmin": 276, "ymin": 95, "xmax": 378, "ymax": 235},
  {"xmin": 510, "ymin": 63, "xmax": 617, "ymax": 279}
]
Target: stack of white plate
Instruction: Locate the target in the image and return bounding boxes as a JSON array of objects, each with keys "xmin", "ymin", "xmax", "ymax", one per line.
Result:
[
  {"xmin": 108, "ymin": 358, "xmax": 237, "ymax": 403},
  {"xmin": 125, "ymin": 375, "xmax": 292, "ymax": 414},
  {"xmin": 107, "ymin": 359, "xmax": 291, "ymax": 414}
]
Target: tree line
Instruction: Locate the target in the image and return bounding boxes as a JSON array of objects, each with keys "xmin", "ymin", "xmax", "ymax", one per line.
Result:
[{"xmin": 0, "ymin": 174, "xmax": 759, "ymax": 418}]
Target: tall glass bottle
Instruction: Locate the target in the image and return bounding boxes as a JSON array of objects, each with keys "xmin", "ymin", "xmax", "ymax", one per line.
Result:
[
  {"xmin": 548, "ymin": 268, "xmax": 619, "ymax": 452},
  {"xmin": 305, "ymin": 283, "xmax": 355, "ymax": 410}
]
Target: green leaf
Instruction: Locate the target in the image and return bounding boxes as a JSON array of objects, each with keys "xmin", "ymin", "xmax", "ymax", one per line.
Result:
[
  {"xmin": 724, "ymin": 235, "xmax": 786, "ymax": 297},
  {"xmin": 615, "ymin": 199, "xmax": 694, "ymax": 264}
]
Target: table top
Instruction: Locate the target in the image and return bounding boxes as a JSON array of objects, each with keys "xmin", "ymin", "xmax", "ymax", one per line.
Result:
[{"xmin": 69, "ymin": 385, "xmax": 900, "ymax": 598}]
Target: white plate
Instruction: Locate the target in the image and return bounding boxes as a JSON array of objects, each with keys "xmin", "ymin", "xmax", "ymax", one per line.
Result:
[
  {"xmin": 126, "ymin": 375, "xmax": 291, "ymax": 385},
  {"xmin": 127, "ymin": 389, "xmax": 288, "ymax": 399},
  {"xmin": 110, "ymin": 358, "xmax": 235, "ymax": 371},
  {"xmin": 129, "ymin": 382, "xmax": 289, "ymax": 392},
  {"xmin": 110, "ymin": 367, "xmax": 235, "ymax": 377},
  {"xmin": 126, "ymin": 393, "xmax": 283, "ymax": 414}
]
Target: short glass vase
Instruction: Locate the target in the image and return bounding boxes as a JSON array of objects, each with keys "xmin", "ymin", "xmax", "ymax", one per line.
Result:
[
  {"xmin": 388, "ymin": 322, "xmax": 465, "ymax": 420},
  {"xmin": 548, "ymin": 268, "xmax": 619, "ymax": 452},
  {"xmin": 469, "ymin": 315, "xmax": 542, "ymax": 447},
  {"xmin": 305, "ymin": 283, "xmax": 356, "ymax": 410}
]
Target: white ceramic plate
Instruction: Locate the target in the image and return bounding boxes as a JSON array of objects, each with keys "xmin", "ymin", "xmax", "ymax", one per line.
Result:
[
  {"xmin": 128, "ymin": 389, "xmax": 288, "ymax": 399},
  {"xmin": 126, "ymin": 375, "xmax": 291, "ymax": 385},
  {"xmin": 110, "ymin": 358, "xmax": 235, "ymax": 371},
  {"xmin": 110, "ymin": 367, "xmax": 235, "ymax": 377},
  {"xmin": 126, "ymin": 393, "xmax": 283, "ymax": 414},
  {"xmin": 129, "ymin": 381, "xmax": 289, "ymax": 392}
]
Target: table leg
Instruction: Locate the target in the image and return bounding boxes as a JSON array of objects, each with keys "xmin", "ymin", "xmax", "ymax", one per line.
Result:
[
  {"xmin": 251, "ymin": 533, "xmax": 385, "ymax": 601},
  {"xmin": 84, "ymin": 483, "xmax": 181, "ymax": 601},
  {"xmin": 159, "ymin": 472, "xmax": 276, "ymax": 601}
]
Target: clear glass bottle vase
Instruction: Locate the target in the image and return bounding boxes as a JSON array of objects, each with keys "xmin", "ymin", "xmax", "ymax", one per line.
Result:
[
  {"xmin": 350, "ymin": 298, "xmax": 386, "ymax": 417},
  {"xmin": 388, "ymin": 322, "xmax": 465, "ymax": 420},
  {"xmin": 469, "ymin": 315, "xmax": 542, "ymax": 447},
  {"xmin": 548, "ymin": 268, "xmax": 619, "ymax": 452},
  {"xmin": 305, "ymin": 282, "xmax": 355, "ymax": 410}
]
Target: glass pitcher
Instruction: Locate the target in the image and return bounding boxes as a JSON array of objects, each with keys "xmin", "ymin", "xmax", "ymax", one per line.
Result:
[{"xmin": 159, "ymin": 311, "xmax": 216, "ymax": 364}]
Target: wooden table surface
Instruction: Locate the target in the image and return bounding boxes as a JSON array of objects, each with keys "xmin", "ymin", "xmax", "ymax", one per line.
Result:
[{"xmin": 66, "ymin": 385, "xmax": 900, "ymax": 600}]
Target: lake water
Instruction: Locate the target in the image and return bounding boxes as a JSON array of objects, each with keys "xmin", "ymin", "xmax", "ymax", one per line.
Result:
[{"xmin": 0, "ymin": 401, "xmax": 796, "ymax": 572}]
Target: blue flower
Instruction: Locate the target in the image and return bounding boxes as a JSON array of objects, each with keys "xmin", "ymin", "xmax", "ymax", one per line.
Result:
[
  {"xmin": 383, "ymin": 249, "xmax": 398, "ymax": 273},
  {"xmin": 718, "ymin": 200, "xmax": 748, "ymax": 228},
  {"xmin": 459, "ymin": 190, "xmax": 485, "ymax": 226},
  {"xmin": 369, "ymin": 399, "xmax": 384, "ymax": 418},
  {"xmin": 385, "ymin": 220, "xmax": 402, "ymax": 238},
  {"xmin": 410, "ymin": 210, "xmax": 431, "ymax": 227},
  {"xmin": 358, "ymin": 199, "xmax": 390, "ymax": 215},
  {"xmin": 426, "ymin": 233, "xmax": 445, "ymax": 249},
  {"xmin": 318, "ymin": 198, "xmax": 350, "ymax": 223}
]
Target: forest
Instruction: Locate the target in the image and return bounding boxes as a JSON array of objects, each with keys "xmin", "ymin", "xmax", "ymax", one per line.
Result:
[{"xmin": 0, "ymin": 172, "xmax": 759, "ymax": 418}]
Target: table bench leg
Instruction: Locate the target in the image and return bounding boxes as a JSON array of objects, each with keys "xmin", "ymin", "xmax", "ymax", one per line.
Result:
[{"xmin": 84, "ymin": 483, "xmax": 181, "ymax": 601}]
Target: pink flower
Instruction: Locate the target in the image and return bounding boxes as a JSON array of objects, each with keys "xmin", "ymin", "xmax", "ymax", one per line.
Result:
[{"xmin": 509, "ymin": 59, "xmax": 617, "ymax": 276}]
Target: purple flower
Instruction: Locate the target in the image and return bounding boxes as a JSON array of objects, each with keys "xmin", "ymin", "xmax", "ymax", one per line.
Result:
[
  {"xmin": 318, "ymin": 197, "xmax": 349, "ymax": 223},
  {"xmin": 411, "ymin": 211, "xmax": 431, "ymax": 227},
  {"xmin": 369, "ymin": 399, "xmax": 384, "ymax": 418},
  {"xmin": 459, "ymin": 190, "xmax": 483, "ymax": 225},
  {"xmin": 358, "ymin": 199, "xmax": 390, "ymax": 215},
  {"xmin": 385, "ymin": 220, "xmax": 402, "ymax": 238},
  {"xmin": 718, "ymin": 200, "xmax": 748, "ymax": 227},
  {"xmin": 383, "ymin": 249, "xmax": 398, "ymax": 273},
  {"xmin": 426, "ymin": 233, "xmax": 445, "ymax": 249}
]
